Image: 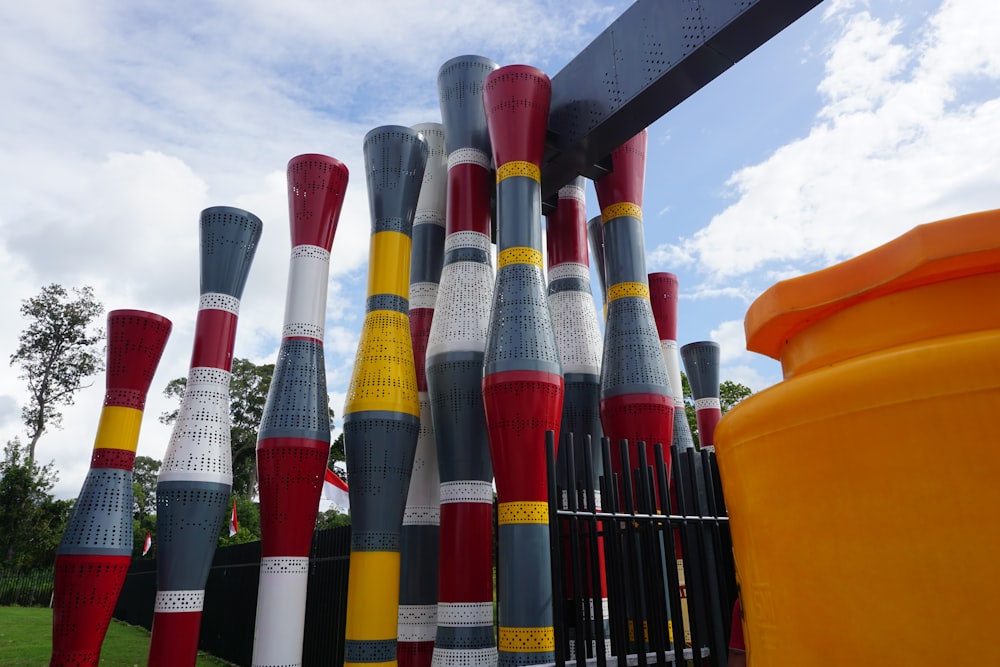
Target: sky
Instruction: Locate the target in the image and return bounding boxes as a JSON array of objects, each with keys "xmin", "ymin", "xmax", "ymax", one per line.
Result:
[{"xmin": 1, "ymin": 0, "xmax": 998, "ymax": 500}]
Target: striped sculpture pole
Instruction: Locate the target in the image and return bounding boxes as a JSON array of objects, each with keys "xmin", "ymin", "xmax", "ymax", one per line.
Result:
[
  {"xmin": 587, "ymin": 214, "xmax": 608, "ymax": 321},
  {"xmin": 546, "ymin": 177, "xmax": 604, "ymax": 485},
  {"xmin": 482, "ymin": 64, "xmax": 563, "ymax": 667},
  {"xmin": 50, "ymin": 310, "xmax": 171, "ymax": 667},
  {"xmin": 252, "ymin": 154, "xmax": 349, "ymax": 667},
  {"xmin": 648, "ymin": 273, "xmax": 696, "ymax": 451},
  {"xmin": 398, "ymin": 122, "xmax": 446, "ymax": 667},
  {"xmin": 149, "ymin": 206, "xmax": 262, "ymax": 667},
  {"xmin": 593, "ymin": 130, "xmax": 674, "ymax": 487},
  {"xmin": 545, "ymin": 177, "xmax": 608, "ymax": 660},
  {"xmin": 680, "ymin": 341, "xmax": 722, "ymax": 451},
  {"xmin": 343, "ymin": 125, "xmax": 428, "ymax": 667},
  {"xmin": 426, "ymin": 54, "xmax": 499, "ymax": 667}
]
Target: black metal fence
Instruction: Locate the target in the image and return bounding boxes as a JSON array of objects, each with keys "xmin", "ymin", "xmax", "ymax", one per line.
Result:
[
  {"xmin": 547, "ymin": 433, "xmax": 737, "ymax": 667},
  {"xmin": 114, "ymin": 526, "xmax": 350, "ymax": 667},
  {"xmin": 111, "ymin": 435, "xmax": 735, "ymax": 667},
  {"xmin": 0, "ymin": 567, "xmax": 54, "ymax": 606}
]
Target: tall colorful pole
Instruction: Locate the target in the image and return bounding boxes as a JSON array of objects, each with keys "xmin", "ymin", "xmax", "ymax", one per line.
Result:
[
  {"xmin": 150, "ymin": 206, "xmax": 262, "ymax": 667},
  {"xmin": 545, "ymin": 177, "xmax": 608, "ymax": 659},
  {"xmin": 681, "ymin": 341, "xmax": 722, "ymax": 451},
  {"xmin": 398, "ymin": 122, "xmax": 446, "ymax": 667},
  {"xmin": 587, "ymin": 215, "xmax": 608, "ymax": 321},
  {"xmin": 426, "ymin": 54, "xmax": 499, "ymax": 667},
  {"xmin": 482, "ymin": 64, "xmax": 563, "ymax": 667},
  {"xmin": 50, "ymin": 310, "xmax": 171, "ymax": 667},
  {"xmin": 546, "ymin": 178, "xmax": 604, "ymax": 484},
  {"xmin": 343, "ymin": 125, "xmax": 428, "ymax": 667},
  {"xmin": 648, "ymin": 273, "xmax": 695, "ymax": 451},
  {"xmin": 252, "ymin": 154, "xmax": 349, "ymax": 667},
  {"xmin": 593, "ymin": 131, "xmax": 673, "ymax": 484}
]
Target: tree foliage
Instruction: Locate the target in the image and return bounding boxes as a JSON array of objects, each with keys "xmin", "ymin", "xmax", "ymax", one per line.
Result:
[
  {"xmin": 10, "ymin": 284, "xmax": 105, "ymax": 463},
  {"xmin": 0, "ymin": 439, "xmax": 73, "ymax": 568},
  {"xmin": 681, "ymin": 373, "xmax": 754, "ymax": 449}
]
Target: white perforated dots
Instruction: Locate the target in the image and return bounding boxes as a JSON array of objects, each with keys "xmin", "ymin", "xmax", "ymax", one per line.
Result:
[
  {"xmin": 398, "ymin": 604, "xmax": 438, "ymax": 641},
  {"xmin": 403, "ymin": 505, "xmax": 441, "ymax": 526},
  {"xmin": 199, "ymin": 293, "xmax": 240, "ymax": 315},
  {"xmin": 154, "ymin": 590, "xmax": 205, "ymax": 613},
  {"xmin": 410, "ymin": 282, "xmax": 439, "ymax": 310},
  {"xmin": 549, "ymin": 291, "xmax": 603, "ymax": 375},
  {"xmin": 557, "ymin": 184, "xmax": 586, "ymax": 202},
  {"xmin": 439, "ymin": 481, "xmax": 494, "ymax": 504},
  {"xmin": 432, "ymin": 647, "xmax": 498, "ymax": 667},
  {"xmin": 444, "ymin": 230, "xmax": 491, "ymax": 253},
  {"xmin": 159, "ymin": 367, "xmax": 233, "ymax": 483},
  {"xmin": 291, "ymin": 244, "xmax": 331, "ymax": 262},
  {"xmin": 437, "ymin": 602, "xmax": 495, "ymax": 626},
  {"xmin": 260, "ymin": 557, "xmax": 310, "ymax": 575},
  {"xmin": 427, "ymin": 262, "xmax": 494, "ymax": 357},
  {"xmin": 547, "ymin": 263, "xmax": 590, "ymax": 282},
  {"xmin": 448, "ymin": 148, "xmax": 491, "ymax": 170},
  {"xmin": 695, "ymin": 397, "xmax": 721, "ymax": 410}
]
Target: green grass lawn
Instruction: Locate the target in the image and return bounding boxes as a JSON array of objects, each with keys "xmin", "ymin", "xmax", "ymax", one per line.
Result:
[{"xmin": 0, "ymin": 606, "xmax": 235, "ymax": 666}]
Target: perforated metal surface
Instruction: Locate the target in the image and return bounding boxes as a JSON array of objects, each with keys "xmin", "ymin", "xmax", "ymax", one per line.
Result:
[
  {"xmin": 601, "ymin": 298, "xmax": 671, "ymax": 395},
  {"xmin": 363, "ymin": 126, "xmax": 428, "ymax": 232},
  {"xmin": 257, "ymin": 443, "xmax": 328, "ymax": 556},
  {"xmin": 287, "ymin": 153, "xmax": 349, "ymax": 251},
  {"xmin": 104, "ymin": 310, "xmax": 172, "ymax": 410},
  {"xmin": 432, "ymin": 647, "xmax": 499, "ymax": 667},
  {"xmin": 483, "ymin": 66, "xmax": 552, "ymax": 166},
  {"xmin": 154, "ymin": 481, "xmax": 231, "ymax": 591},
  {"xmin": 345, "ymin": 310, "xmax": 419, "ymax": 411},
  {"xmin": 548, "ymin": 291, "xmax": 602, "ymax": 375},
  {"xmin": 51, "ymin": 555, "xmax": 131, "ymax": 665},
  {"xmin": 426, "ymin": 256, "xmax": 493, "ymax": 356},
  {"xmin": 159, "ymin": 367, "xmax": 233, "ymax": 482},
  {"xmin": 58, "ymin": 469, "xmax": 132, "ymax": 556},
  {"xmin": 681, "ymin": 340, "xmax": 721, "ymax": 399},
  {"xmin": 199, "ymin": 206, "xmax": 262, "ymax": 299},
  {"xmin": 484, "ymin": 264, "xmax": 561, "ymax": 376},
  {"xmin": 258, "ymin": 340, "xmax": 329, "ymax": 441},
  {"xmin": 437, "ymin": 55, "xmax": 498, "ymax": 153}
]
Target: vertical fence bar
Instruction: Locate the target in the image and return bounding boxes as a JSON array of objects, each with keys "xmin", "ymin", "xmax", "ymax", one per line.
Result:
[{"xmin": 581, "ymin": 435, "xmax": 609, "ymax": 667}]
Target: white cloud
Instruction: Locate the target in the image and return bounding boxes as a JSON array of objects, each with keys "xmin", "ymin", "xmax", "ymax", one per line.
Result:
[{"xmin": 673, "ymin": 0, "xmax": 1000, "ymax": 281}]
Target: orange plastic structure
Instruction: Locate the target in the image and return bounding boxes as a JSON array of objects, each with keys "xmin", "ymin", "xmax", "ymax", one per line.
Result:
[{"xmin": 715, "ymin": 209, "xmax": 1000, "ymax": 665}]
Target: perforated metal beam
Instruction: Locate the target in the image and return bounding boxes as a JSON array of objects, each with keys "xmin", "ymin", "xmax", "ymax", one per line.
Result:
[{"xmin": 541, "ymin": 0, "xmax": 824, "ymax": 203}]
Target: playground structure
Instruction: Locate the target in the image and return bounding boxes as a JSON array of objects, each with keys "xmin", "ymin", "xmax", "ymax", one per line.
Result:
[{"xmin": 49, "ymin": 1, "xmax": 1000, "ymax": 665}]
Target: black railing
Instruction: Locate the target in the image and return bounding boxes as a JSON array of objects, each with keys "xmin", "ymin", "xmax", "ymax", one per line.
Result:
[
  {"xmin": 0, "ymin": 567, "xmax": 54, "ymax": 606},
  {"xmin": 547, "ymin": 433, "xmax": 737, "ymax": 667},
  {"xmin": 111, "ymin": 434, "xmax": 735, "ymax": 667}
]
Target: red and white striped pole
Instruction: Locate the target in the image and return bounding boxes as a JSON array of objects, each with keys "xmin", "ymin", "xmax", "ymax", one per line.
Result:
[
  {"xmin": 681, "ymin": 341, "xmax": 722, "ymax": 451},
  {"xmin": 149, "ymin": 206, "xmax": 262, "ymax": 667},
  {"xmin": 427, "ymin": 55, "xmax": 499, "ymax": 667},
  {"xmin": 545, "ymin": 177, "xmax": 609, "ymax": 659},
  {"xmin": 482, "ymin": 64, "xmax": 563, "ymax": 667},
  {"xmin": 593, "ymin": 131, "xmax": 674, "ymax": 493},
  {"xmin": 649, "ymin": 273, "xmax": 696, "ymax": 451},
  {"xmin": 252, "ymin": 154, "xmax": 349, "ymax": 667},
  {"xmin": 398, "ymin": 122, "xmax": 446, "ymax": 667}
]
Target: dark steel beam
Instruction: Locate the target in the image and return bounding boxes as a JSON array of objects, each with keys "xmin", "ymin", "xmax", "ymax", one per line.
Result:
[{"xmin": 541, "ymin": 0, "xmax": 824, "ymax": 204}]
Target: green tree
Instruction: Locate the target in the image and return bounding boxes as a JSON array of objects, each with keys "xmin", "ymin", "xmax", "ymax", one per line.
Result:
[
  {"xmin": 0, "ymin": 438, "xmax": 74, "ymax": 567},
  {"xmin": 682, "ymin": 373, "xmax": 753, "ymax": 449},
  {"xmin": 315, "ymin": 507, "xmax": 351, "ymax": 531},
  {"xmin": 10, "ymin": 284, "xmax": 105, "ymax": 463},
  {"xmin": 217, "ymin": 496, "xmax": 262, "ymax": 547},
  {"xmin": 131, "ymin": 456, "xmax": 160, "ymax": 554}
]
